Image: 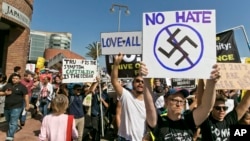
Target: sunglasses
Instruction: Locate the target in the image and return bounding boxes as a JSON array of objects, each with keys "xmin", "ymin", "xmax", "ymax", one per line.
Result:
[
  {"xmin": 75, "ymin": 89, "xmax": 81, "ymax": 91},
  {"xmin": 135, "ymin": 79, "xmax": 144, "ymax": 84},
  {"xmin": 214, "ymin": 106, "xmax": 228, "ymax": 111}
]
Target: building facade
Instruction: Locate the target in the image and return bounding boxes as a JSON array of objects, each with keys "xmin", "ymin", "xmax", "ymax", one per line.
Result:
[
  {"xmin": 0, "ymin": 0, "xmax": 33, "ymax": 77},
  {"xmin": 28, "ymin": 30, "xmax": 72, "ymax": 63}
]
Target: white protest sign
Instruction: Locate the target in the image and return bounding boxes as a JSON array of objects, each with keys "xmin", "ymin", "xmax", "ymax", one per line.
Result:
[
  {"xmin": 143, "ymin": 10, "xmax": 216, "ymax": 78},
  {"xmin": 25, "ymin": 63, "xmax": 36, "ymax": 73},
  {"xmin": 101, "ymin": 31, "xmax": 142, "ymax": 55},
  {"xmin": 62, "ymin": 59, "xmax": 97, "ymax": 83}
]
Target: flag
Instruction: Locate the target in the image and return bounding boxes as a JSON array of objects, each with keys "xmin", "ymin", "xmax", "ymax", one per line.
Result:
[{"xmin": 216, "ymin": 30, "xmax": 241, "ymax": 63}]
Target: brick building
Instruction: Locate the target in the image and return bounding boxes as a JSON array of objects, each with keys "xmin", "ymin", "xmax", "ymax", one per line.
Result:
[{"xmin": 0, "ymin": 0, "xmax": 33, "ymax": 77}]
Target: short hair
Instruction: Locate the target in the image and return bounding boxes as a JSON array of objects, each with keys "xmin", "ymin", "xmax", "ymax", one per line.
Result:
[
  {"xmin": 73, "ymin": 84, "xmax": 82, "ymax": 90},
  {"xmin": 12, "ymin": 73, "xmax": 21, "ymax": 79},
  {"xmin": 0, "ymin": 74, "xmax": 7, "ymax": 83},
  {"xmin": 14, "ymin": 66, "xmax": 21, "ymax": 72},
  {"xmin": 215, "ymin": 93, "xmax": 227, "ymax": 102},
  {"xmin": 51, "ymin": 94, "xmax": 69, "ymax": 115}
]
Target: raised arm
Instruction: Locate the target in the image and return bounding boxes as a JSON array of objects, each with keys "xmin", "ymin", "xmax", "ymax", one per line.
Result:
[
  {"xmin": 196, "ymin": 79, "xmax": 205, "ymax": 106},
  {"xmin": 235, "ymin": 90, "xmax": 250, "ymax": 120},
  {"xmin": 111, "ymin": 53, "xmax": 124, "ymax": 96},
  {"xmin": 193, "ymin": 64, "xmax": 220, "ymax": 126},
  {"xmin": 140, "ymin": 62, "xmax": 157, "ymax": 128}
]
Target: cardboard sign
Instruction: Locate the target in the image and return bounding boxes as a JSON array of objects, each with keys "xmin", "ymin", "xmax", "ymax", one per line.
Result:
[
  {"xmin": 216, "ymin": 63, "xmax": 250, "ymax": 89},
  {"xmin": 62, "ymin": 59, "xmax": 97, "ymax": 83},
  {"xmin": 142, "ymin": 10, "xmax": 216, "ymax": 78},
  {"xmin": 101, "ymin": 31, "xmax": 142, "ymax": 55}
]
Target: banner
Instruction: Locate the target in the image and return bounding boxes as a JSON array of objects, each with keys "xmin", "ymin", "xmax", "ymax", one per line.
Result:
[
  {"xmin": 62, "ymin": 59, "xmax": 97, "ymax": 83},
  {"xmin": 216, "ymin": 30, "xmax": 241, "ymax": 63},
  {"xmin": 105, "ymin": 54, "xmax": 141, "ymax": 78}
]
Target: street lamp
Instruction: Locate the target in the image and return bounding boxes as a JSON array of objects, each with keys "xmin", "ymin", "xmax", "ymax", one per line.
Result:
[{"xmin": 109, "ymin": 4, "xmax": 130, "ymax": 31}]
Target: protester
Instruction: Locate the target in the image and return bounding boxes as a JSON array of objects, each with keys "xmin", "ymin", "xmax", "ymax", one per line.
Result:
[
  {"xmin": 7, "ymin": 66, "xmax": 21, "ymax": 83},
  {"xmin": 238, "ymin": 107, "xmax": 250, "ymax": 125},
  {"xmin": 140, "ymin": 62, "xmax": 220, "ymax": 141},
  {"xmin": 68, "ymin": 84, "xmax": 85, "ymax": 141},
  {"xmin": 30, "ymin": 74, "xmax": 41, "ymax": 116},
  {"xmin": 199, "ymin": 89, "xmax": 250, "ymax": 141},
  {"xmin": 111, "ymin": 53, "xmax": 147, "ymax": 141},
  {"xmin": 0, "ymin": 73, "xmax": 30, "ymax": 141},
  {"xmin": 19, "ymin": 70, "xmax": 34, "ymax": 126},
  {"xmin": 0, "ymin": 73, "xmax": 7, "ymax": 117},
  {"xmin": 38, "ymin": 76, "xmax": 53, "ymax": 116},
  {"xmin": 39, "ymin": 94, "xmax": 78, "ymax": 141}
]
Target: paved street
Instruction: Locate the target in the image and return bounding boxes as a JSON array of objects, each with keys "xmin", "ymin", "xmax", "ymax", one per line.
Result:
[{"xmin": 0, "ymin": 116, "xmax": 112, "ymax": 141}]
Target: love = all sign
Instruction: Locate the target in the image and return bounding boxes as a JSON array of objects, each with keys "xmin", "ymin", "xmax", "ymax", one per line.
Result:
[
  {"xmin": 143, "ymin": 10, "xmax": 216, "ymax": 79},
  {"xmin": 101, "ymin": 31, "xmax": 142, "ymax": 55}
]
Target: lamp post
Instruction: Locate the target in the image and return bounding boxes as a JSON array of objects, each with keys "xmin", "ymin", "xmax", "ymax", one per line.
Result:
[
  {"xmin": 110, "ymin": 4, "xmax": 130, "ymax": 32},
  {"xmin": 96, "ymin": 41, "xmax": 105, "ymax": 137}
]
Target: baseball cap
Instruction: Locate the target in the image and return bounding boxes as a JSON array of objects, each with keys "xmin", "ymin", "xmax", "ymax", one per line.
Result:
[{"xmin": 165, "ymin": 88, "xmax": 189, "ymax": 98}]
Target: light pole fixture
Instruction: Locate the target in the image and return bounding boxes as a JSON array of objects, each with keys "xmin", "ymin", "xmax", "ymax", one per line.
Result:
[{"xmin": 109, "ymin": 4, "xmax": 130, "ymax": 31}]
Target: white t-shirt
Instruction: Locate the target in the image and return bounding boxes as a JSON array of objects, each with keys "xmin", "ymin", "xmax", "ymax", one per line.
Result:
[{"xmin": 118, "ymin": 88, "xmax": 146, "ymax": 141}]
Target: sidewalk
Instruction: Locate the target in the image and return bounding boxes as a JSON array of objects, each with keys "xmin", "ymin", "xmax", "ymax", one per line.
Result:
[{"xmin": 0, "ymin": 114, "xmax": 113, "ymax": 141}]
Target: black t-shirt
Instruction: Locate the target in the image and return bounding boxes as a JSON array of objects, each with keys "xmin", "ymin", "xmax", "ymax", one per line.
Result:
[
  {"xmin": 3, "ymin": 83, "xmax": 28, "ymax": 109},
  {"xmin": 152, "ymin": 111, "xmax": 196, "ymax": 141},
  {"xmin": 200, "ymin": 109, "xmax": 238, "ymax": 141}
]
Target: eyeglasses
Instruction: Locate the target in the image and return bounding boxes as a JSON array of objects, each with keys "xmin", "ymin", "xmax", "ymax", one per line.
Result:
[
  {"xmin": 170, "ymin": 98, "xmax": 186, "ymax": 105},
  {"xmin": 135, "ymin": 79, "xmax": 144, "ymax": 84},
  {"xmin": 214, "ymin": 106, "xmax": 228, "ymax": 111}
]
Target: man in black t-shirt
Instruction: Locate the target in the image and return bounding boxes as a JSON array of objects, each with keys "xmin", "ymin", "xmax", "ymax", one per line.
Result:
[
  {"xmin": 200, "ymin": 90, "xmax": 250, "ymax": 141},
  {"xmin": 0, "ymin": 73, "xmax": 29, "ymax": 141},
  {"xmin": 140, "ymin": 63, "xmax": 221, "ymax": 141}
]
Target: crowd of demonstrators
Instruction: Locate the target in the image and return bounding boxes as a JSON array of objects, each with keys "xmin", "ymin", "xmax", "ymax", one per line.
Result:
[{"xmin": 1, "ymin": 61, "xmax": 250, "ymax": 141}]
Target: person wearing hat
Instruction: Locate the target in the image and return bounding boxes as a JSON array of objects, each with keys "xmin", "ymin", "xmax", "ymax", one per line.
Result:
[{"xmin": 140, "ymin": 62, "xmax": 221, "ymax": 141}]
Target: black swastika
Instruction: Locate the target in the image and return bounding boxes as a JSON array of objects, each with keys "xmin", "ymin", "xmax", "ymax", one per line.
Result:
[{"xmin": 158, "ymin": 28, "xmax": 198, "ymax": 66}]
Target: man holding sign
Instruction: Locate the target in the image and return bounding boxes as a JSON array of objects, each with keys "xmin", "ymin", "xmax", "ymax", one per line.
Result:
[
  {"xmin": 111, "ymin": 53, "xmax": 146, "ymax": 141},
  {"xmin": 140, "ymin": 62, "xmax": 220, "ymax": 141}
]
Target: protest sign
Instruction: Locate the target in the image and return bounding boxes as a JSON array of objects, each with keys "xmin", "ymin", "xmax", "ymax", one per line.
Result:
[
  {"xmin": 101, "ymin": 31, "xmax": 142, "ymax": 55},
  {"xmin": 143, "ymin": 9, "xmax": 216, "ymax": 78},
  {"xmin": 105, "ymin": 54, "xmax": 142, "ymax": 78},
  {"xmin": 216, "ymin": 63, "xmax": 250, "ymax": 89},
  {"xmin": 62, "ymin": 58, "xmax": 97, "ymax": 83},
  {"xmin": 216, "ymin": 30, "xmax": 241, "ymax": 63}
]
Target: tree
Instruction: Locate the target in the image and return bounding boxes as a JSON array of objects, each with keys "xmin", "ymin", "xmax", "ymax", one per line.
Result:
[{"xmin": 85, "ymin": 42, "xmax": 101, "ymax": 60}]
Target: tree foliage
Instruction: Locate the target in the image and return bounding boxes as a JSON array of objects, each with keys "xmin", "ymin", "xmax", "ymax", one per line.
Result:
[{"xmin": 85, "ymin": 42, "xmax": 101, "ymax": 60}]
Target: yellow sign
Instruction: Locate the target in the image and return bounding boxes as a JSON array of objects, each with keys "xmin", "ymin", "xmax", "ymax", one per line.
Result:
[{"xmin": 36, "ymin": 57, "xmax": 45, "ymax": 69}]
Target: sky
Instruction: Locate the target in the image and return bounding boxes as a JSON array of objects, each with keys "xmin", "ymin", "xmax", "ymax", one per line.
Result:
[{"xmin": 31, "ymin": 0, "xmax": 250, "ymax": 67}]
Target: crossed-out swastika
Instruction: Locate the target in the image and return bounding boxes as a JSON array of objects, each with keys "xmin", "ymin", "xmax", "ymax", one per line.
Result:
[
  {"xmin": 158, "ymin": 28, "xmax": 198, "ymax": 66},
  {"xmin": 153, "ymin": 23, "xmax": 204, "ymax": 72}
]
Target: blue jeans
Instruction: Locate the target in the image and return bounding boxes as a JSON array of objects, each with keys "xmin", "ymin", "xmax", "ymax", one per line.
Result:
[
  {"xmin": 4, "ymin": 107, "xmax": 23, "ymax": 140},
  {"xmin": 39, "ymin": 98, "xmax": 49, "ymax": 116},
  {"xmin": 19, "ymin": 101, "xmax": 26, "ymax": 123}
]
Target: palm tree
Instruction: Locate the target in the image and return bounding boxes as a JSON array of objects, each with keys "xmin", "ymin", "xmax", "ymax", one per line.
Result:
[{"xmin": 85, "ymin": 42, "xmax": 101, "ymax": 60}]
